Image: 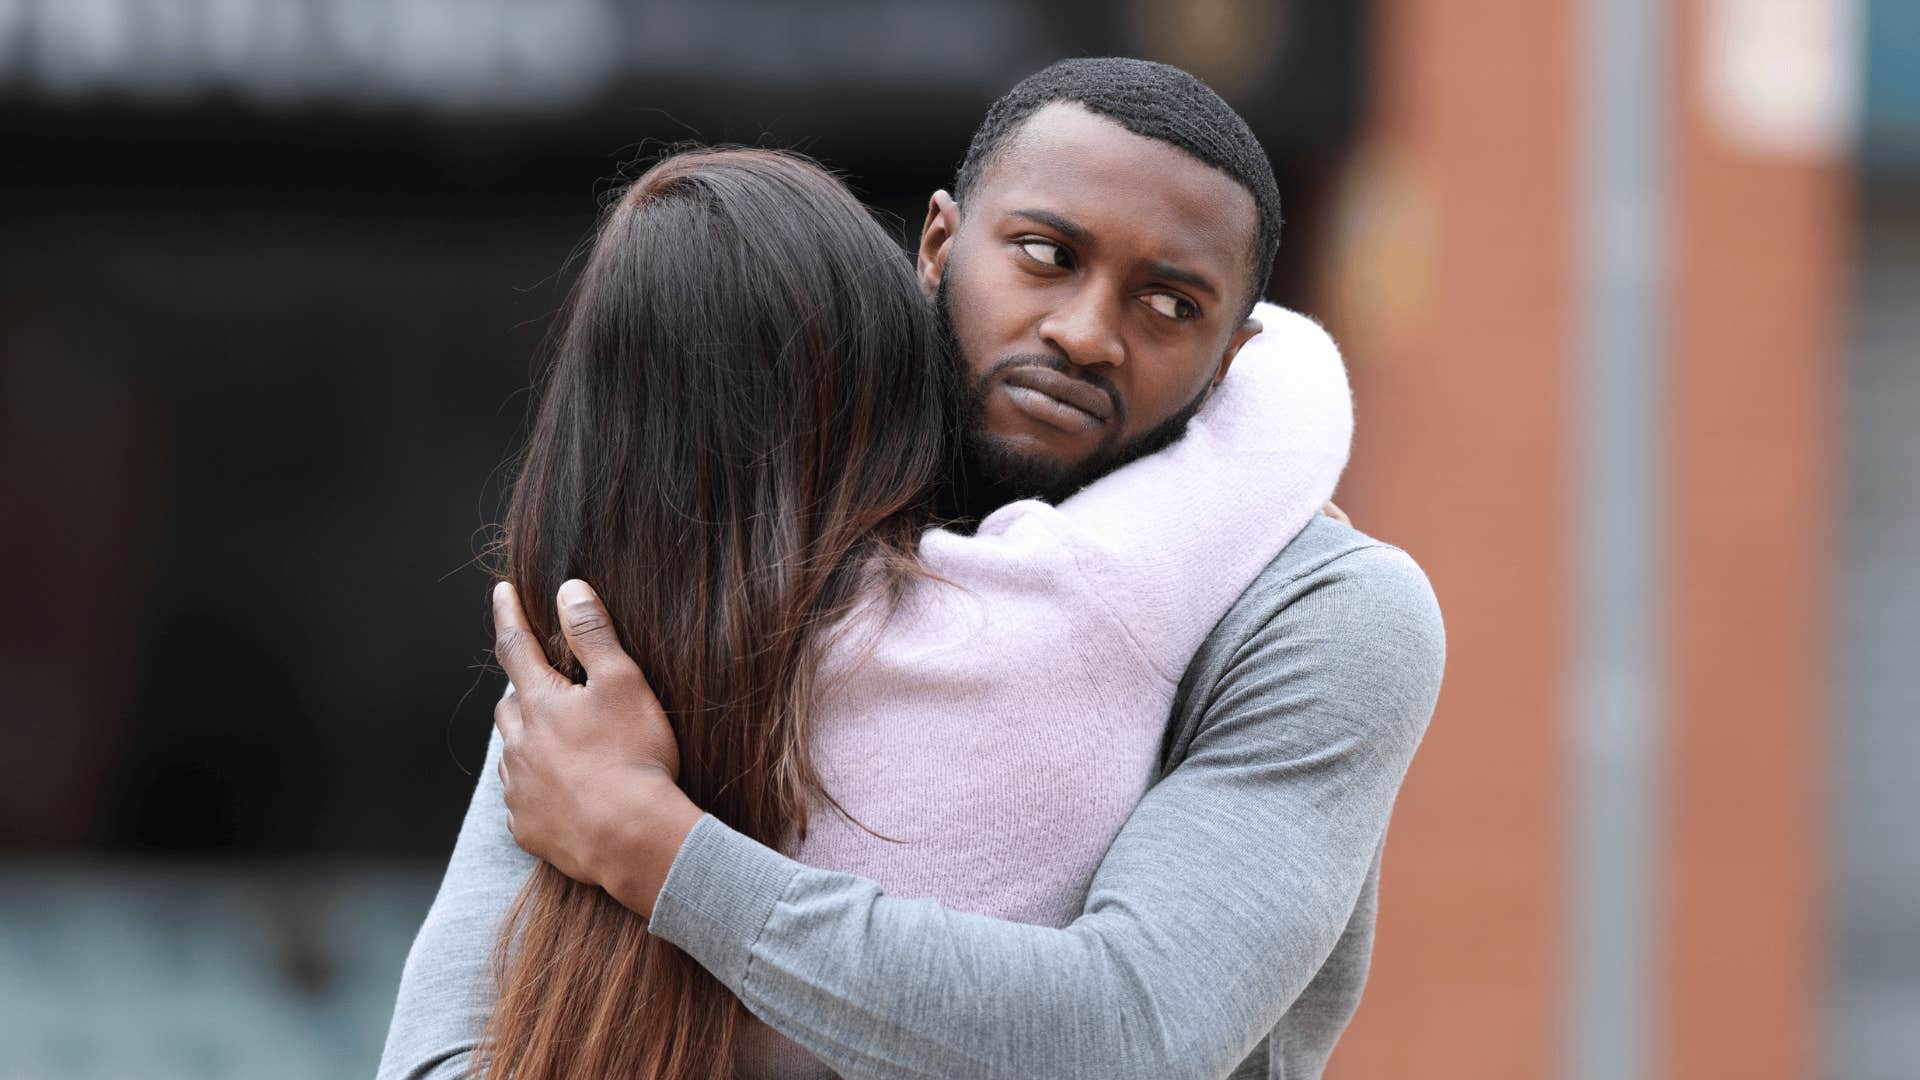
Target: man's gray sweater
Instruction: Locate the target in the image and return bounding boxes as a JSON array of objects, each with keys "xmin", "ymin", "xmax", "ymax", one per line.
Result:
[{"xmin": 377, "ymin": 517, "xmax": 1445, "ymax": 1079}]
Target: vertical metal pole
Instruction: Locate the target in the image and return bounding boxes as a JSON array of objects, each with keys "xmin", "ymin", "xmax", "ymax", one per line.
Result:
[{"xmin": 1569, "ymin": 0, "xmax": 1668, "ymax": 1076}]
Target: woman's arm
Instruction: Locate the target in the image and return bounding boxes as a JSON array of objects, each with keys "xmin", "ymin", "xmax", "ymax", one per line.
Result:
[{"xmin": 946, "ymin": 303, "xmax": 1353, "ymax": 679}]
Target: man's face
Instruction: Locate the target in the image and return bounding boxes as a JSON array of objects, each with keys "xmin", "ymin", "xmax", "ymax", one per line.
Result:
[{"xmin": 919, "ymin": 102, "xmax": 1264, "ymax": 504}]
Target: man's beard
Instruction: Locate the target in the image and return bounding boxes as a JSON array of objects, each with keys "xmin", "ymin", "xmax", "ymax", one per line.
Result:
[{"xmin": 935, "ymin": 274, "xmax": 1210, "ymax": 518}]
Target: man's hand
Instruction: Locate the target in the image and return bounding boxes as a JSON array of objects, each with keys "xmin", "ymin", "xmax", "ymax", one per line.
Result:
[
  {"xmin": 1321, "ymin": 501, "xmax": 1350, "ymax": 526},
  {"xmin": 491, "ymin": 578, "xmax": 702, "ymax": 918}
]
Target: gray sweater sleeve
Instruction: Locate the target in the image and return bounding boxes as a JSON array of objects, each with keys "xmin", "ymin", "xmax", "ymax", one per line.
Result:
[
  {"xmin": 648, "ymin": 544, "xmax": 1445, "ymax": 1079},
  {"xmin": 376, "ymin": 723, "xmax": 533, "ymax": 1080}
]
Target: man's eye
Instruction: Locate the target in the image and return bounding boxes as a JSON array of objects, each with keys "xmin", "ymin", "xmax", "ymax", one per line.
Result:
[
  {"xmin": 1017, "ymin": 239, "xmax": 1070, "ymax": 267},
  {"xmin": 1143, "ymin": 293, "xmax": 1198, "ymax": 321}
]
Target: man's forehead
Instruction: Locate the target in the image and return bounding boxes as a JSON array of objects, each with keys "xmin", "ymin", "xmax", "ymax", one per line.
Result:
[{"xmin": 971, "ymin": 103, "xmax": 1258, "ymax": 278}]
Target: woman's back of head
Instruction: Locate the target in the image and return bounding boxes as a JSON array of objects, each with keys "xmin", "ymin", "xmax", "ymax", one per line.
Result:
[
  {"xmin": 483, "ymin": 147, "xmax": 956, "ymax": 1080},
  {"xmin": 567, "ymin": 148, "xmax": 953, "ymax": 529}
]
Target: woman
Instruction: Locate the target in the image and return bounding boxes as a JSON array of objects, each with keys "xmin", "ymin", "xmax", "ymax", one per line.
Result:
[{"xmin": 474, "ymin": 147, "xmax": 1349, "ymax": 1078}]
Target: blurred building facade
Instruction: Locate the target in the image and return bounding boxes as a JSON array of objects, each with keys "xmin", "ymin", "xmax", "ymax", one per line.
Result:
[
  {"xmin": 1, "ymin": 1, "xmax": 1913, "ymax": 1078},
  {"xmin": 1836, "ymin": 3, "xmax": 1920, "ymax": 1076}
]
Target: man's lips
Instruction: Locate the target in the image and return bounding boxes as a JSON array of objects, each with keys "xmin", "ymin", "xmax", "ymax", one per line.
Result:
[{"xmin": 999, "ymin": 366, "xmax": 1116, "ymax": 434}]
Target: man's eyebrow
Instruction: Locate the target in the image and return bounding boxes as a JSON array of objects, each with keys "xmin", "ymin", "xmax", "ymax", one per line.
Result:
[
  {"xmin": 1144, "ymin": 259, "xmax": 1219, "ymax": 299},
  {"xmin": 1006, "ymin": 208, "xmax": 1087, "ymax": 243},
  {"xmin": 1008, "ymin": 207, "xmax": 1221, "ymax": 299}
]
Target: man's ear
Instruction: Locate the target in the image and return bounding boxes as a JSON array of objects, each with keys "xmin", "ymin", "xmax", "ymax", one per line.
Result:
[
  {"xmin": 1213, "ymin": 314, "xmax": 1264, "ymax": 385},
  {"xmin": 916, "ymin": 190, "xmax": 961, "ymax": 300}
]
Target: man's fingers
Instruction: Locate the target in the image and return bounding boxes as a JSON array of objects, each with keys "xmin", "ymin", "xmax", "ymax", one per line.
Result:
[
  {"xmin": 495, "ymin": 684, "xmax": 525, "ymax": 740},
  {"xmin": 494, "ymin": 690, "xmax": 520, "ymax": 790},
  {"xmin": 493, "ymin": 581, "xmax": 564, "ymax": 695},
  {"xmin": 556, "ymin": 579, "xmax": 644, "ymax": 687}
]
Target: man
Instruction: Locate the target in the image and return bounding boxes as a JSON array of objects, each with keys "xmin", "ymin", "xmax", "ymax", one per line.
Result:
[{"xmin": 380, "ymin": 58, "xmax": 1443, "ymax": 1079}]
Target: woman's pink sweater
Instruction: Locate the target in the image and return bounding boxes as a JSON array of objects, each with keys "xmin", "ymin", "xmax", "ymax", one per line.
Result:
[{"xmin": 791, "ymin": 303, "xmax": 1352, "ymax": 927}]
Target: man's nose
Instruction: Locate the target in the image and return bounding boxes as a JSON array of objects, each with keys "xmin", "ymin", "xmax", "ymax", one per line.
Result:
[{"xmin": 1037, "ymin": 287, "xmax": 1126, "ymax": 371}]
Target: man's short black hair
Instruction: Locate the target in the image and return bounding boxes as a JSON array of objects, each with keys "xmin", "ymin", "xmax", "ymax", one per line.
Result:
[{"xmin": 954, "ymin": 56, "xmax": 1282, "ymax": 315}]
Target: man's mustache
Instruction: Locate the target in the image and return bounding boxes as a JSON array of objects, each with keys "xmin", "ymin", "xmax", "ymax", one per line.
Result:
[{"xmin": 979, "ymin": 354, "xmax": 1126, "ymax": 429}]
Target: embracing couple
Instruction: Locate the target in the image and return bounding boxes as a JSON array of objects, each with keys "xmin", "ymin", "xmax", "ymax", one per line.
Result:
[{"xmin": 378, "ymin": 57, "xmax": 1444, "ymax": 1080}]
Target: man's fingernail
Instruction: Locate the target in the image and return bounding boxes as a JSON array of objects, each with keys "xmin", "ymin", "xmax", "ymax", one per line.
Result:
[
  {"xmin": 559, "ymin": 579, "xmax": 593, "ymax": 608},
  {"xmin": 494, "ymin": 581, "xmax": 512, "ymax": 603}
]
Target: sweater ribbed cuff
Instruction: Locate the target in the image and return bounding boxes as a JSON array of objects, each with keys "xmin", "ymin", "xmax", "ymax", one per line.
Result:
[{"xmin": 646, "ymin": 813, "xmax": 801, "ymax": 992}]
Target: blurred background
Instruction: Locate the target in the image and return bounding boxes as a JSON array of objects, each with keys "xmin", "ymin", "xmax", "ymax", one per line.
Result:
[{"xmin": 0, "ymin": 0, "xmax": 1911, "ymax": 1077}]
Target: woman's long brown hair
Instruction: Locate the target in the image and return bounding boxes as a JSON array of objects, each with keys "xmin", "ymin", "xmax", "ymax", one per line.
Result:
[{"xmin": 475, "ymin": 148, "xmax": 957, "ymax": 1079}]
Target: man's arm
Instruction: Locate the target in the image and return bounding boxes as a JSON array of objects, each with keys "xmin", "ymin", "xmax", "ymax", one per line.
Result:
[
  {"xmin": 634, "ymin": 543, "xmax": 1442, "ymax": 1078},
  {"xmin": 375, "ymin": 718, "xmax": 533, "ymax": 1080}
]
